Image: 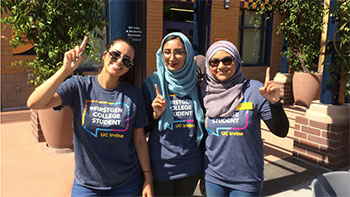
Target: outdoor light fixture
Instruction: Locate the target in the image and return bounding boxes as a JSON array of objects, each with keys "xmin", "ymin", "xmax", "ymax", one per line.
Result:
[
  {"xmin": 170, "ymin": 8, "xmax": 194, "ymax": 13},
  {"xmin": 224, "ymin": 0, "xmax": 229, "ymax": 9}
]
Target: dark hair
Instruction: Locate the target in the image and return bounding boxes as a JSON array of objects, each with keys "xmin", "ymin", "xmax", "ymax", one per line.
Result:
[
  {"xmin": 107, "ymin": 37, "xmax": 136, "ymax": 52},
  {"xmin": 162, "ymin": 35, "xmax": 184, "ymax": 50}
]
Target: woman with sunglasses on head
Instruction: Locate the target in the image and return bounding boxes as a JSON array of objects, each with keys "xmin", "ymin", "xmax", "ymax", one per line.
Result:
[
  {"xmin": 142, "ymin": 32, "xmax": 205, "ymax": 196},
  {"xmin": 27, "ymin": 37, "xmax": 153, "ymax": 197},
  {"xmin": 200, "ymin": 40, "xmax": 289, "ymax": 196}
]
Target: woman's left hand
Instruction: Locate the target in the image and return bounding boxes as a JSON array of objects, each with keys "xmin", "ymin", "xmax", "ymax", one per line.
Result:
[
  {"xmin": 142, "ymin": 174, "xmax": 153, "ymax": 197},
  {"xmin": 259, "ymin": 67, "xmax": 280, "ymax": 103}
]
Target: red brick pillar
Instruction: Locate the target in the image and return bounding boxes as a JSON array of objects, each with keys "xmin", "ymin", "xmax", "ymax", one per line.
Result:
[
  {"xmin": 273, "ymin": 72, "xmax": 293, "ymax": 105},
  {"xmin": 293, "ymin": 101, "xmax": 349, "ymax": 170},
  {"xmin": 31, "ymin": 109, "xmax": 46, "ymax": 142}
]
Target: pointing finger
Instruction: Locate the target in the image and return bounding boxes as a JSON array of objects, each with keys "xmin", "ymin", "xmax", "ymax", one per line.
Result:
[
  {"xmin": 79, "ymin": 36, "xmax": 88, "ymax": 54},
  {"xmin": 155, "ymin": 84, "xmax": 161, "ymax": 96},
  {"xmin": 265, "ymin": 67, "xmax": 271, "ymax": 85}
]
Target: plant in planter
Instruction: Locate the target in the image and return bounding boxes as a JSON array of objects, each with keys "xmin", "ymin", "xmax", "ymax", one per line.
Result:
[
  {"xmin": 254, "ymin": 0, "xmax": 324, "ymax": 107},
  {"xmin": 325, "ymin": 0, "xmax": 350, "ymax": 104},
  {"xmin": 1, "ymin": 0, "xmax": 107, "ymax": 150}
]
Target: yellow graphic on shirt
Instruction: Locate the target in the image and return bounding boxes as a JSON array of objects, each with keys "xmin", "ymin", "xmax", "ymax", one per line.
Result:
[{"xmin": 235, "ymin": 102, "xmax": 253, "ymax": 111}]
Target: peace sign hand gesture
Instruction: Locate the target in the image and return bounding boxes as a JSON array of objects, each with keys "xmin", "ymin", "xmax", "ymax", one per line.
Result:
[
  {"xmin": 63, "ymin": 36, "xmax": 88, "ymax": 74},
  {"xmin": 259, "ymin": 67, "xmax": 281, "ymax": 103},
  {"xmin": 151, "ymin": 84, "xmax": 167, "ymax": 120}
]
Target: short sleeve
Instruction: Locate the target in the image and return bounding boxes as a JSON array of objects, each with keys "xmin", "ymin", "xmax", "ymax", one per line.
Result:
[{"xmin": 55, "ymin": 76, "xmax": 78, "ymax": 110}]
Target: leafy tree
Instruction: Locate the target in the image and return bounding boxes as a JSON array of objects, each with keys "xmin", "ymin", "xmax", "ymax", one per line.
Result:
[
  {"xmin": 1, "ymin": 0, "xmax": 107, "ymax": 86},
  {"xmin": 254, "ymin": 0, "xmax": 324, "ymax": 73}
]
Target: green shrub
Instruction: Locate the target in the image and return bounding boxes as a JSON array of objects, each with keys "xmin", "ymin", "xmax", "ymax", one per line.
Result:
[{"xmin": 1, "ymin": 0, "xmax": 107, "ymax": 86}]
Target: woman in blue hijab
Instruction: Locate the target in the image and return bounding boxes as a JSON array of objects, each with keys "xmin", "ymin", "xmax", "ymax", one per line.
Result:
[{"xmin": 142, "ymin": 32, "xmax": 204, "ymax": 196}]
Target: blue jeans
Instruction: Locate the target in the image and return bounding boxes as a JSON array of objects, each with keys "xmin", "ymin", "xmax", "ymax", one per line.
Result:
[
  {"xmin": 205, "ymin": 180, "xmax": 261, "ymax": 197},
  {"xmin": 71, "ymin": 173, "xmax": 143, "ymax": 197}
]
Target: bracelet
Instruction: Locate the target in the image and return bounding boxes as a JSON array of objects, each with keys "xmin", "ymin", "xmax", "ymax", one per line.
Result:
[{"xmin": 143, "ymin": 170, "xmax": 152, "ymax": 174}]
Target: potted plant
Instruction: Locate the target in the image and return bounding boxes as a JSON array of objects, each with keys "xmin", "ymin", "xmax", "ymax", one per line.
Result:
[
  {"xmin": 1, "ymin": 0, "xmax": 107, "ymax": 151},
  {"xmin": 325, "ymin": 0, "xmax": 350, "ymax": 104},
  {"xmin": 255, "ymin": 0, "xmax": 324, "ymax": 107}
]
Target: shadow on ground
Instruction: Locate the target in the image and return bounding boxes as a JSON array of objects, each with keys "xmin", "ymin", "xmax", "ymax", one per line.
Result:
[{"xmin": 262, "ymin": 156, "xmax": 329, "ymax": 196}]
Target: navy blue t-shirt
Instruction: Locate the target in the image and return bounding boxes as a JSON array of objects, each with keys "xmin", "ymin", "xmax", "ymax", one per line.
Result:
[
  {"xmin": 56, "ymin": 75, "xmax": 148, "ymax": 189},
  {"xmin": 204, "ymin": 80, "xmax": 271, "ymax": 192},
  {"xmin": 142, "ymin": 84, "xmax": 203, "ymax": 181}
]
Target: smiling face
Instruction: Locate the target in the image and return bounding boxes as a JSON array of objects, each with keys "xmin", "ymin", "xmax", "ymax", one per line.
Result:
[
  {"xmin": 162, "ymin": 37, "xmax": 186, "ymax": 72},
  {"xmin": 102, "ymin": 40, "xmax": 135, "ymax": 77},
  {"xmin": 209, "ymin": 50, "xmax": 236, "ymax": 81}
]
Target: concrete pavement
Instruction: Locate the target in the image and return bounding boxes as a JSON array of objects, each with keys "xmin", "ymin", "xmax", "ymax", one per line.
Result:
[{"xmin": 1, "ymin": 107, "xmax": 348, "ymax": 197}]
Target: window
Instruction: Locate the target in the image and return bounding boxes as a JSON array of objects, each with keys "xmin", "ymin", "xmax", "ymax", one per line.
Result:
[{"xmin": 238, "ymin": 9, "xmax": 272, "ymax": 66}]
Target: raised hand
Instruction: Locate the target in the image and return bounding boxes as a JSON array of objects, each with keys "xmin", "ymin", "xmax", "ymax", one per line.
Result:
[
  {"xmin": 63, "ymin": 36, "xmax": 88, "ymax": 73},
  {"xmin": 259, "ymin": 67, "xmax": 280, "ymax": 103},
  {"xmin": 151, "ymin": 84, "xmax": 167, "ymax": 120}
]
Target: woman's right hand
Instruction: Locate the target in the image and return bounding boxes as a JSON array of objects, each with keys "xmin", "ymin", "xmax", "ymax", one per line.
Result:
[
  {"xmin": 151, "ymin": 84, "xmax": 167, "ymax": 120},
  {"xmin": 62, "ymin": 36, "xmax": 88, "ymax": 73}
]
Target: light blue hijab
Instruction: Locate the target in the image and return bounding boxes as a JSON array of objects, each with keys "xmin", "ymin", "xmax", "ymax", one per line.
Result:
[{"xmin": 144, "ymin": 32, "xmax": 204, "ymax": 146}]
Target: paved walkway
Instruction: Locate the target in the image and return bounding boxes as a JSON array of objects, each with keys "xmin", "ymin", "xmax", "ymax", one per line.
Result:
[{"xmin": 1, "ymin": 106, "xmax": 346, "ymax": 196}]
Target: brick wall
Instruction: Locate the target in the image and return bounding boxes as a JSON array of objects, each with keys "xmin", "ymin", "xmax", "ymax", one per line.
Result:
[
  {"xmin": 293, "ymin": 116, "xmax": 349, "ymax": 170},
  {"xmin": 210, "ymin": 0, "xmax": 240, "ymax": 46},
  {"xmin": 146, "ymin": 0, "xmax": 163, "ymax": 77},
  {"xmin": 275, "ymin": 80, "xmax": 293, "ymax": 105},
  {"xmin": 274, "ymin": 73, "xmax": 293, "ymax": 105},
  {"xmin": 242, "ymin": 67, "xmax": 268, "ymax": 83},
  {"xmin": 269, "ymin": 13, "xmax": 283, "ymax": 75},
  {"xmin": 1, "ymin": 14, "xmax": 35, "ymax": 110},
  {"xmin": 31, "ymin": 109, "xmax": 45, "ymax": 142}
]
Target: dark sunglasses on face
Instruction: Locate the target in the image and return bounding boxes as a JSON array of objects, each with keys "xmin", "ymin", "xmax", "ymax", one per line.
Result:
[
  {"xmin": 107, "ymin": 50, "xmax": 134, "ymax": 68},
  {"xmin": 209, "ymin": 56, "xmax": 234, "ymax": 67}
]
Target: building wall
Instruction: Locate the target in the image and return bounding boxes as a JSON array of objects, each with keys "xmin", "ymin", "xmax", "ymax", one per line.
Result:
[
  {"xmin": 146, "ymin": 0, "xmax": 163, "ymax": 77},
  {"xmin": 210, "ymin": 0, "xmax": 240, "ymax": 46},
  {"xmin": 1, "ymin": 0, "xmax": 284, "ymax": 110},
  {"xmin": 1, "ymin": 16, "xmax": 35, "ymax": 111},
  {"xmin": 269, "ymin": 14, "xmax": 284, "ymax": 77}
]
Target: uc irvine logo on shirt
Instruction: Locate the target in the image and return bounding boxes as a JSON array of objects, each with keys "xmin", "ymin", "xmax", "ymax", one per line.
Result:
[
  {"xmin": 168, "ymin": 94, "xmax": 195, "ymax": 130},
  {"xmin": 82, "ymin": 100, "xmax": 130, "ymax": 138},
  {"xmin": 205, "ymin": 102, "xmax": 253, "ymax": 137}
]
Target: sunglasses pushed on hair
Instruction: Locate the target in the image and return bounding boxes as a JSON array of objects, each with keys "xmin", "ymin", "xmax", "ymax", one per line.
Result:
[
  {"xmin": 107, "ymin": 50, "xmax": 134, "ymax": 68},
  {"xmin": 209, "ymin": 56, "xmax": 234, "ymax": 67}
]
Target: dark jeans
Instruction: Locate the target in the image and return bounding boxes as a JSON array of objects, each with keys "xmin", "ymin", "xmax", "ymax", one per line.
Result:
[{"xmin": 153, "ymin": 173, "xmax": 201, "ymax": 197}]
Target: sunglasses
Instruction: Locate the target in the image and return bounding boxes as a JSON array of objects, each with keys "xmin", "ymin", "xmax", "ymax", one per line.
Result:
[
  {"xmin": 107, "ymin": 50, "xmax": 134, "ymax": 68},
  {"xmin": 209, "ymin": 56, "xmax": 234, "ymax": 67}
]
